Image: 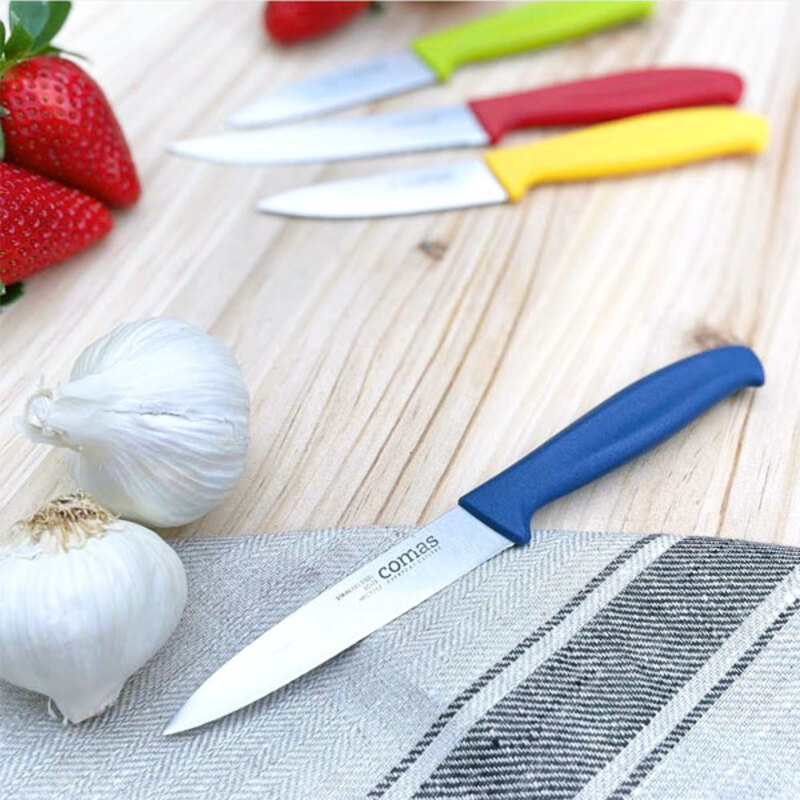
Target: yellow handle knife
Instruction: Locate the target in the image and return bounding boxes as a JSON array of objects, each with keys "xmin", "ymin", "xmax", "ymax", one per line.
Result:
[{"xmin": 258, "ymin": 107, "xmax": 769, "ymax": 219}]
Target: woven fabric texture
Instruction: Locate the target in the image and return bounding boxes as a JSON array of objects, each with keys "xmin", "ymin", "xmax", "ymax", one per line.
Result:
[{"xmin": 2, "ymin": 525, "xmax": 800, "ymax": 799}]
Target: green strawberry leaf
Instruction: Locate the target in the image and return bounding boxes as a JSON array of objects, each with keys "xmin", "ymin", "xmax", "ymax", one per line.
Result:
[
  {"xmin": 4, "ymin": 14, "xmax": 34, "ymax": 60},
  {"xmin": 0, "ymin": 20, "xmax": 6, "ymax": 51},
  {"xmin": 0, "ymin": 282, "xmax": 24, "ymax": 306},
  {"xmin": 33, "ymin": 1, "xmax": 70, "ymax": 48},
  {"xmin": 8, "ymin": 1, "xmax": 50, "ymax": 43},
  {"xmin": 8, "ymin": 2, "xmax": 70, "ymax": 48},
  {"xmin": 2, "ymin": 3, "xmax": 71, "ymax": 65}
]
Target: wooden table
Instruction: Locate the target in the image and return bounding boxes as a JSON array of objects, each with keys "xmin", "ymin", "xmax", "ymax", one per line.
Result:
[{"xmin": 1, "ymin": 1, "xmax": 799, "ymax": 547}]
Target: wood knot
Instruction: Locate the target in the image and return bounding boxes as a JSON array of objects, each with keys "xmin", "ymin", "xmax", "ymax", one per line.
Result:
[
  {"xmin": 689, "ymin": 324, "xmax": 743, "ymax": 350},
  {"xmin": 417, "ymin": 240, "xmax": 448, "ymax": 261}
]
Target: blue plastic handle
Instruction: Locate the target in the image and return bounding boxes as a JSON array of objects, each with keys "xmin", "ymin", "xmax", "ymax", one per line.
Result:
[{"xmin": 459, "ymin": 346, "xmax": 764, "ymax": 545}]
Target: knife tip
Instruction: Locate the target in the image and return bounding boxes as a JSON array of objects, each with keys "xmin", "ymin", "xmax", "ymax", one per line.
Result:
[
  {"xmin": 166, "ymin": 138, "xmax": 235, "ymax": 166},
  {"xmin": 163, "ymin": 701, "xmax": 206, "ymax": 736},
  {"xmin": 227, "ymin": 109, "xmax": 273, "ymax": 129},
  {"xmin": 166, "ymin": 139, "xmax": 208, "ymax": 162},
  {"xmin": 226, "ymin": 115, "xmax": 252, "ymax": 129},
  {"xmin": 163, "ymin": 714, "xmax": 188, "ymax": 736},
  {"xmin": 256, "ymin": 197, "xmax": 299, "ymax": 218},
  {"xmin": 227, "ymin": 102, "xmax": 312, "ymax": 130}
]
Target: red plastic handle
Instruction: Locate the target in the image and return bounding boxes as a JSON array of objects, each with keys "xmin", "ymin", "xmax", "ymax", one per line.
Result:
[{"xmin": 468, "ymin": 68, "xmax": 744, "ymax": 145}]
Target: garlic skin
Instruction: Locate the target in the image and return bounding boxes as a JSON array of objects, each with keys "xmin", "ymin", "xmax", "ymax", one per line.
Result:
[
  {"xmin": 19, "ymin": 318, "xmax": 250, "ymax": 527},
  {"xmin": 0, "ymin": 493, "xmax": 187, "ymax": 723}
]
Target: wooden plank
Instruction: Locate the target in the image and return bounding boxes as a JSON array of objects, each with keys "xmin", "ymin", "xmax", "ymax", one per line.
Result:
[{"xmin": 1, "ymin": 2, "xmax": 798, "ymax": 547}]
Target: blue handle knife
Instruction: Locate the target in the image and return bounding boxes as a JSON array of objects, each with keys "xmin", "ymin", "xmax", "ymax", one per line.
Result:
[{"xmin": 165, "ymin": 346, "xmax": 763, "ymax": 735}]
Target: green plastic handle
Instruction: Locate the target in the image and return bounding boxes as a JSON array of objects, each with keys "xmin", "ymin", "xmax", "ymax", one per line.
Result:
[{"xmin": 412, "ymin": 1, "xmax": 655, "ymax": 82}]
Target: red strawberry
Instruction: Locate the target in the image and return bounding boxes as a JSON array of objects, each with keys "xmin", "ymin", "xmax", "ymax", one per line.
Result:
[
  {"xmin": 264, "ymin": 1, "xmax": 370, "ymax": 44},
  {"xmin": 0, "ymin": 3, "xmax": 140, "ymax": 207},
  {"xmin": 0, "ymin": 161, "xmax": 112, "ymax": 287}
]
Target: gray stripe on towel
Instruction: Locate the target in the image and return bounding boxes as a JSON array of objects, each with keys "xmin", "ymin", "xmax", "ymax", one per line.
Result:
[{"xmin": 609, "ymin": 597, "xmax": 800, "ymax": 799}]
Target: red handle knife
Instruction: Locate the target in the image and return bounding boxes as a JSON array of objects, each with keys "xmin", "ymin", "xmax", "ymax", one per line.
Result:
[{"xmin": 170, "ymin": 67, "xmax": 744, "ymax": 166}]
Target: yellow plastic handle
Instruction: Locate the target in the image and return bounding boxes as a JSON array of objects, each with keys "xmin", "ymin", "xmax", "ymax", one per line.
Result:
[{"xmin": 483, "ymin": 107, "xmax": 769, "ymax": 202}]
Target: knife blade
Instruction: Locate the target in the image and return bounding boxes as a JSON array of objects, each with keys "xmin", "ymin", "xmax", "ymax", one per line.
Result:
[
  {"xmin": 165, "ymin": 345, "xmax": 764, "ymax": 735},
  {"xmin": 171, "ymin": 68, "xmax": 743, "ymax": 165},
  {"xmin": 229, "ymin": 1, "xmax": 655, "ymax": 128},
  {"xmin": 256, "ymin": 107, "xmax": 769, "ymax": 219}
]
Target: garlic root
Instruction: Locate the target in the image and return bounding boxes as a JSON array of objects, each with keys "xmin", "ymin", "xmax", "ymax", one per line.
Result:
[{"xmin": 0, "ymin": 493, "xmax": 187, "ymax": 723}]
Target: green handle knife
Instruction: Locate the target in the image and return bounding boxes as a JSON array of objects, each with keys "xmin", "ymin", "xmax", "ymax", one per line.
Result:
[{"xmin": 230, "ymin": 1, "xmax": 655, "ymax": 128}]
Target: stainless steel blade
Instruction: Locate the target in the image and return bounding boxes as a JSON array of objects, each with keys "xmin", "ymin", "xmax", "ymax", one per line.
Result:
[
  {"xmin": 228, "ymin": 50, "xmax": 437, "ymax": 128},
  {"xmin": 164, "ymin": 507, "xmax": 511, "ymax": 735},
  {"xmin": 170, "ymin": 105, "xmax": 488, "ymax": 165},
  {"xmin": 257, "ymin": 159, "xmax": 508, "ymax": 219}
]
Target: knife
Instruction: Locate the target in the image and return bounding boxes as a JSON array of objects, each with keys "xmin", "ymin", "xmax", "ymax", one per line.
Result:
[
  {"xmin": 229, "ymin": 1, "xmax": 655, "ymax": 128},
  {"xmin": 165, "ymin": 345, "xmax": 764, "ymax": 735},
  {"xmin": 257, "ymin": 107, "xmax": 769, "ymax": 219},
  {"xmin": 171, "ymin": 68, "xmax": 743, "ymax": 166}
]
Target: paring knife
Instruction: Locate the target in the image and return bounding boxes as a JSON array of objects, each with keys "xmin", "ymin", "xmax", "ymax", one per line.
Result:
[
  {"xmin": 230, "ymin": 1, "xmax": 655, "ymax": 128},
  {"xmin": 257, "ymin": 107, "xmax": 769, "ymax": 219},
  {"xmin": 165, "ymin": 346, "xmax": 764, "ymax": 735},
  {"xmin": 172, "ymin": 68, "xmax": 743, "ymax": 166}
]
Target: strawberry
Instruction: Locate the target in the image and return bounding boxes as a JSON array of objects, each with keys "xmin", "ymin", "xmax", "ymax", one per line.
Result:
[
  {"xmin": 0, "ymin": 1, "xmax": 140, "ymax": 207},
  {"xmin": 0, "ymin": 161, "xmax": 112, "ymax": 288},
  {"xmin": 264, "ymin": 1, "xmax": 370, "ymax": 44}
]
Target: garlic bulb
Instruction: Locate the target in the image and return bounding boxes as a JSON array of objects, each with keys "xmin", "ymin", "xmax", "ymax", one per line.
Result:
[
  {"xmin": 19, "ymin": 318, "xmax": 250, "ymax": 527},
  {"xmin": 0, "ymin": 493, "xmax": 187, "ymax": 723}
]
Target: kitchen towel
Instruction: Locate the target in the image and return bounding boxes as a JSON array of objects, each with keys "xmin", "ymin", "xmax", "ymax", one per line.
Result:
[{"xmin": 2, "ymin": 525, "xmax": 800, "ymax": 799}]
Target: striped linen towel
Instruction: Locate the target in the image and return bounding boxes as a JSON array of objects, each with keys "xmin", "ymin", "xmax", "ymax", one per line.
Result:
[{"xmin": 2, "ymin": 526, "xmax": 799, "ymax": 799}]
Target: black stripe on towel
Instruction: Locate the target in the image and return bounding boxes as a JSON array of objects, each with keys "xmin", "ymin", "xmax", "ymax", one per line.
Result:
[
  {"xmin": 367, "ymin": 535, "xmax": 659, "ymax": 799},
  {"xmin": 412, "ymin": 538, "xmax": 800, "ymax": 800}
]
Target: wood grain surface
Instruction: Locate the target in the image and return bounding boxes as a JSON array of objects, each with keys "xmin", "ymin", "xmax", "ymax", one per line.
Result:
[{"xmin": 1, "ymin": 1, "xmax": 798, "ymax": 546}]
